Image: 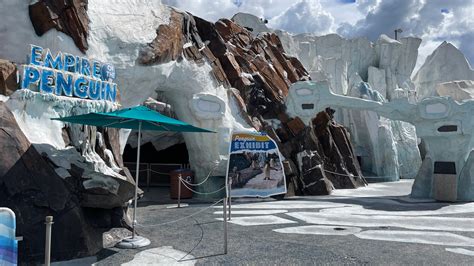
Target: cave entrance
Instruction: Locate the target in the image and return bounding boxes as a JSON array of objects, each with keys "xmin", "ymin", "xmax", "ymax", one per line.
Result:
[{"xmin": 123, "ymin": 141, "xmax": 189, "ymax": 188}]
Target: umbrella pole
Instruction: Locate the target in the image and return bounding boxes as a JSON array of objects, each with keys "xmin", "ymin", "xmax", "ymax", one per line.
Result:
[
  {"xmin": 116, "ymin": 121, "xmax": 150, "ymax": 249},
  {"xmin": 132, "ymin": 121, "xmax": 142, "ymax": 239}
]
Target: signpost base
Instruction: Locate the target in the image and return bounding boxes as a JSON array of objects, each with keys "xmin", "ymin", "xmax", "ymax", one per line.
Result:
[{"xmin": 116, "ymin": 236, "xmax": 151, "ymax": 249}]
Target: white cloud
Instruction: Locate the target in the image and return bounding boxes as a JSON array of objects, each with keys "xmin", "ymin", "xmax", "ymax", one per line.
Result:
[
  {"xmin": 321, "ymin": 0, "xmax": 363, "ymax": 26},
  {"xmin": 162, "ymin": 0, "xmax": 293, "ymax": 22},
  {"xmin": 268, "ymin": 0, "xmax": 334, "ymax": 35},
  {"xmin": 356, "ymin": 0, "xmax": 380, "ymax": 13},
  {"xmin": 336, "ymin": 0, "xmax": 423, "ymax": 40},
  {"xmin": 162, "ymin": 0, "xmax": 355, "ymax": 34}
]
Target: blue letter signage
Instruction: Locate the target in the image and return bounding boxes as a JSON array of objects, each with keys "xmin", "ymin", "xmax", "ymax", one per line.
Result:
[{"xmin": 21, "ymin": 45, "xmax": 119, "ymax": 102}]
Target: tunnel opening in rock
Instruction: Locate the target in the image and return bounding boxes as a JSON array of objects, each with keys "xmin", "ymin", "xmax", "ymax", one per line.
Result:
[{"xmin": 123, "ymin": 141, "xmax": 190, "ymax": 187}]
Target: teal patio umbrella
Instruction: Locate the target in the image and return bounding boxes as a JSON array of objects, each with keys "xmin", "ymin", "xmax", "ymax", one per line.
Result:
[{"xmin": 52, "ymin": 105, "xmax": 214, "ymax": 248}]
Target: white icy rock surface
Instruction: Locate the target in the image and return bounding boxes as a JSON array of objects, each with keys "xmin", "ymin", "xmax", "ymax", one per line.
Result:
[
  {"xmin": 287, "ymin": 80, "xmax": 474, "ymax": 200},
  {"xmin": 367, "ymin": 66, "xmax": 387, "ymax": 98},
  {"xmin": 288, "ymin": 80, "xmax": 421, "ymax": 180},
  {"xmin": 414, "ymin": 42, "xmax": 474, "ymax": 100},
  {"xmin": 278, "ymin": 33, "xmax": 420, "ymax": 98},
  {"xmin": 4, "ymin": 0, "xmax": 471, "ymax": 190},
  {"xmin": 391, "ymin": 120, "xmax": 420, "ymax": 179},
  {"xmin": 127, "ymin": 97, "xmax": 183, "ymax": 151},
  {"xmin": 127, "ymin": 130, "xmax": 183, "ymax": 151},
  {"xmin": 377, "ymin": 34, "xmax": 402, "ymax": 45},
  {"xmin": 375, "ymin": 120, "xmax": 399, "ymax": 179},
  {"xmin": 87, "ymin": 0, "xmax": 255, "ymax": 184},
  {"xmin": 0, "ymin": 0, "xmax": 253, "ymax": 187},
  {"xmin": 278, "ymin": 31, "xmax": 422, "ymax": 180},
  {"xmin": 0, "ymin": 95, "xmax": 8, "ymax": 102},
  {"xmin": 6, "ymin": 90, "xmax": 125, "ymax": 181},
  {"xmin": 6, "ymin": 90, "xmax": 116, "ymax": 148},
  {"xmin": 436, "ymin": 80, "xmax": 474, "ymax": 101},
  {"xmin": 231, "ymin": 12, "xmax": 270, "ymax": 35},
  {"xmin": 375, "ymin": 34, "xmax": 420, "ymax": 100}
]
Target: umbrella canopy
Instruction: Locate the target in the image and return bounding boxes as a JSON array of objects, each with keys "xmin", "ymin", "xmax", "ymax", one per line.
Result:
[
  {"xmin": 51, "ymin": 105, "xmax": 214, "ymax": 248},
  {"xmin": 52, "ymin": 105, "xmax": 214, "ymax": 133}
]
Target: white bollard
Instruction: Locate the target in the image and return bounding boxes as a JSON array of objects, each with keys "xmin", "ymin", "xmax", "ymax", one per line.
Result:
[{"xmin": 44, "ymin": 216, "xmax": 53, "ymax": 266}]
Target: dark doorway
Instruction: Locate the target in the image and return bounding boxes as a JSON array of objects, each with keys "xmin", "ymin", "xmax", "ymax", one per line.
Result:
[
  {"xmin": 123, "ymin": 142, "xmax": 189, "ymax": 187},
  {"xmin": 123, "ymin": 142, "xmax": 189, "ymax": 164}
]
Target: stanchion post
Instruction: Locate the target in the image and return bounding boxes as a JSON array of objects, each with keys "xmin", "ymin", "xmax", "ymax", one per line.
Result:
[
  {"xmin": 228, "ymin": 183, "xmax": 232, "ymax": 221},
  {"xmin": 178, "ymin": 174, "xmax": 182, "ymax": 208},
  {"xmin": 223, "ymin": 197, "xmax": 228, "ymax": 254},
  {"xmin": 44, "ymin": 216, "xmax": 53, "ymax": 266},
  {"xmin": 146, "ymin": 165, "xmax": 151, "ymax": 192}
]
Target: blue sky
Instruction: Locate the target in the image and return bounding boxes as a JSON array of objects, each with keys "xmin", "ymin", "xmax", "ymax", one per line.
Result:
[
  {"xmin": 338, "ymin": 0, "xmax": 356, "ymax": 3},
  {"xmin": 163, "ymin": 0, "xmax": 474, "ymax": 72}
]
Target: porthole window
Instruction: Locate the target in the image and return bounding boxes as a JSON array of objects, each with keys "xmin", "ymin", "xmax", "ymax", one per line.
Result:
[{"xmin": 190, "ymin": 93, "xmax": 225, "ymax": 119}]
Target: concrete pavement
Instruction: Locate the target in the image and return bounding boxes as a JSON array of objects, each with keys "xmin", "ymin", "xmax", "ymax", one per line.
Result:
[{"xmin": 93, "ymin": 180, "xmax": 474, "ymax": 265}]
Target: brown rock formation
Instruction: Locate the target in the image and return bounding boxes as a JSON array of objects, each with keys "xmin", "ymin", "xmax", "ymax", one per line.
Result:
[
  {"xmin": 309, "ymin": 110, "xmax": 365, "ymax": 189},
  {"xmin": 28, "ymin": 0, "xmax": 89, "ymax": 53},
  {"xmin": 138, "ymin": 10, "xmax": 366, "ymax": 195},
  {"xmin": 138, "ymin": 10, "xmax": 185, "ymax": 65},
  {"xmin": 0, "ymin": 59, "xmax": 18, "ymax": 96}
]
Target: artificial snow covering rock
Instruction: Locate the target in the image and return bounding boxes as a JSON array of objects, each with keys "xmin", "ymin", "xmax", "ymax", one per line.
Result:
[
  {"xmin": 231, "ymin": 12, "xmax": 270, "ymax": 35},
  {"xmin": 273, "ymin": 30, "xmax": 422, "ymax": 180},
  {"xmin": 1, "ymin": 0, "xmax": 367, "ymax": 197},
  {"xmin": 414, "ymin": 41, "xmax": 474, "ymax": 100},
  {"xmin": 436, "ymin": 80, "xmax": 474, "ymax": 102}
]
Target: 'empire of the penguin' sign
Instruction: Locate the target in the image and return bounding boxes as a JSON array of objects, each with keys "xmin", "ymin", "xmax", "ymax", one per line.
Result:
[{"xmin": 21, "ymin": 45, "xmax": 118, "ymax": 102}]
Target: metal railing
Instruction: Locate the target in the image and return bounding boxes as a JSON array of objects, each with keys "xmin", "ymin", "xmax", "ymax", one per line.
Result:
[
  {"xmin": 125, "ymin": 161, "xmax": 232, "ymax": 219},
  {"xmin": 124, "ymin": 162, "xmax": 190, "ymax": 191}
]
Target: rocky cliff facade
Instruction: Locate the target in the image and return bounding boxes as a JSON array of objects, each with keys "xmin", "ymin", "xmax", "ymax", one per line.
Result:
[
  {"xmin": 135, "ymin": 9, "xmax": 366, "ymax": 194},
  {"xmin": 0, "ymin": 1, "xmax": 369, "ymax": 262},
  {"xmin": 0, "ymin": 98, "xmax": 135, "ymax": 262},
  {"xmin": 9, "ymin": 0, "xmax": 474, "ymax": 261},
  {"xmin": 24, "ymin": 2, "xmax": 366, "ymax": 193}
]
